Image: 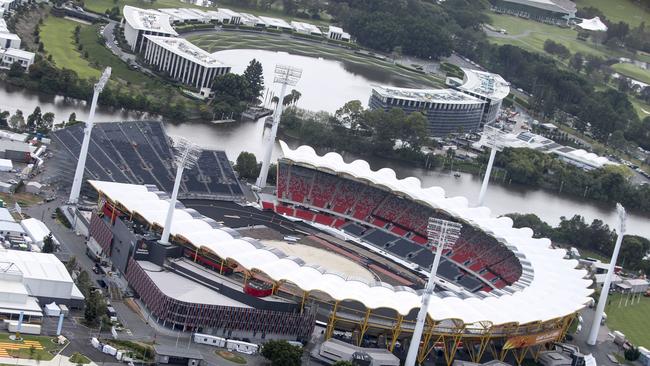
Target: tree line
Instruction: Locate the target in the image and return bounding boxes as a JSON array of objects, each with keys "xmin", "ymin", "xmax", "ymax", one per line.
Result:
[
  {"xmin": 507, "ymin": 213, "xmax": 650, "ymax": 277},
  {"xmin": 279, "ymin": 100, "xmax": 431, "ymax": 163},
  {"xmin": 493, "ymin": 147, "xmax": 650, "ymax": 214}
]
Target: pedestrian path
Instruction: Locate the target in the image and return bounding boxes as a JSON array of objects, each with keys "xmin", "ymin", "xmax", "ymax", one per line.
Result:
[{"xmin": 0, "ymin": 354, "xmax": 98, "ymax": 366}]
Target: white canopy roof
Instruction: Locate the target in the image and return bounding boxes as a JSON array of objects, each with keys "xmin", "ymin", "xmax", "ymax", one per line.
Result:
[
  {"xmin": 89, "ymin": 154, "xmax": 592, "ymax": 325},
  {"xmin": 578, "ymin": 17, "xmax": 608, "ymax": 32}
]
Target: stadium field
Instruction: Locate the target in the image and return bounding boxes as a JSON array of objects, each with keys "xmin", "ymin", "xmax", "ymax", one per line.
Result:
[
  {"xmin": 40, "ymin": 16, "xmax": 100, "ymax": 79},
  {"xmin": 575, "ymin": 0, "xmax": 649, "ymax": 28},
  {"xmin": 605, "ymin": 293, "xmax": 650, "ymax": 348}
]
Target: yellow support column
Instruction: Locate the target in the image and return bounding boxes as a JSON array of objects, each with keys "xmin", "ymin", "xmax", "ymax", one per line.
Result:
[
  {"xmin": 389, "ymin": 315, "xmax": 403, "ymax": 352},
  {"xmin": 300, "ymin": 291, "xmax": 309, "ymax": 315},
  {"xmin": 325, "ymin": 301, "xmax": 339, "ymax": 340},
  {"xmin": 357, "ymin": 309, "xmax": 372, "ymax": 346}
]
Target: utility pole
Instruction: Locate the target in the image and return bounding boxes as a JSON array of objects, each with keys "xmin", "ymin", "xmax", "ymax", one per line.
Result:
[
  {"xmin": 160, "ymin": 138, "xmax": 201, "ymax": 245},
  {"xmin": 405, "ymin": 218, "xmax": 462, "ymax": 366},
  {"xmin": 587, "ymin": 203, "xmax": 626, "ymax": 345},
  {"xmin": 256, "ymin": 65, "xmax": 302, "ymax": 189},
  {"xmin": 69, "ymin": 67, "xmax": 111, "ymax": 205}
]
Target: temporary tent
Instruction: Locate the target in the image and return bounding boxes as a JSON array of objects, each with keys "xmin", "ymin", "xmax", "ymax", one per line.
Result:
[
  {"xmin": 578, "ymin": 17, "xmax": 608, "ymax": 31},
  {"xmin": 0, "ymin": 158, "xmax": 13, "ymax": 172},
  {"xmin": 44, "ymin": 302, "xmax": 60, "ymax": 316}
]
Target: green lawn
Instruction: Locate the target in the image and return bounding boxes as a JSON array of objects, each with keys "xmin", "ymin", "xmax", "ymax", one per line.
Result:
[
  {"xmin": 69, "ymin": 352, "xmax": 91, "ymax": 364},
  {"xmin": 0, "ymin": 334, "xmax": 65, "ymax": 361},
  {"xmin": 487, "ymin": 13, "xmax": 621, "ymax": 59},
  {"xmin": 605, "ymin": 293, "xmax": 650, "ymax": 348},
  {"xmin": 40, "ymin": 16, "xmax": 100, "ymax": 79},
  {"xmin": 187, "ymin": 31, "xmax": 445, "ymax": 88},
  {"xmin": 630, "ymin": 98, "xmax": 650, "ymax": 119},
  {"xmin": 575, "ymin": 0, "xmax": 650, "ymax": 28},
  {"xmin": 77, "ymin": 23, "xmax": 151, "ymax": 86},
  {"xmin": 612, "ymin": 63, "xmax": 650, "ymax": 85}
]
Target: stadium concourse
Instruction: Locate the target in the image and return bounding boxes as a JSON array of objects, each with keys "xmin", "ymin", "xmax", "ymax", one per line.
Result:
[{"xmin": 84, "ymin": 138, "xmax": 592, "ymax": 366}]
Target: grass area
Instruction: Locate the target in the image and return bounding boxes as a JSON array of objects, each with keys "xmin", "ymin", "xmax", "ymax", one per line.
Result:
[
  {"xmin": 40, "ymin": 16, "xmax": 100, "ymax": 79},
  {"xmin": 216, "ymin": 350, "xmax": 247, "ymax": 364},
  {"xmin": 83, "ymin": 0, "xmax": 331, "ymax": 25},
  {"xmin": 605, "ymin": 293, "xmax": 650, "ymax": 348},
  {"xmin": 69, "ymin": 352, "xmax": 91, "ymax": 364},
  {"xmin": 487, "ymin": 13, "xmax": 621, "ymax": 59},
  {"xmin": 0, "ymin": 334, "xmax": 65, "ymax": 361},
  {"xmin": 630, "ymin": 98, "xmax": 650, "ymax": 119},
  {"xmin": 187, "ymin": 31, "xmax": 445, "ymax": 88},
  {"xmin": 0, "ymin": 192, "xmax": 43, "ymax": 207},
  {"xmin": 577, "ymin": 248, "xmax": 608, "ymax": 262},
  {"xmin": 612, "ymin": 63, "xmax": 650, "ymax": 85},
  {"xmin": 575, "ymin": 0, "xmax": 650, "ymax": 28}
]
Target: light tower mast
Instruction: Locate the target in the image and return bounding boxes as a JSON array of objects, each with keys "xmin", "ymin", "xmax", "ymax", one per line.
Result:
[
  {"xmin": 477, "ymin": 126, "xmax": 504, "ymax": 207},
  {"xmin": 256, "ymin": 64, "xmax": 302, "ymax": 189},
  {"xmin": 68, "ymin": 67, "xmax": 111, "ymax": 205},
  {"xmin": 159, "ymin": 138, "xmax": 201, "ymax": 245},
  {"xmin": 405, "ymin": 218, "xmax": 462, "ymax": 366},
  {"xmin": 587, "ymin": 203, "xmax": 627, "ymax": 345}
]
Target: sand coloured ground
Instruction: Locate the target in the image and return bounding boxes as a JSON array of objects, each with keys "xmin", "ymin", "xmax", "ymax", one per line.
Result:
[{"xmin": 260, "ymin": 240, "xmax": 375, "ymax": 281}]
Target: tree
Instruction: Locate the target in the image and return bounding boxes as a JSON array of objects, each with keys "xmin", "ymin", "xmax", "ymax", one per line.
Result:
[
  {"xmin": 27, "ymin": 106, "xmax": 42, "ymax": 131},
  {"xmin": 84, "ymin": 288, "xmax": 107, "ymax": 326},
  {"xmin": 283, "ymin": 89, "xmax": 302, "ymax": 106},
  {"xmin": 243, "ymin": 59, "xmax": 264, "ymax": 101},
  {"xmin": 211, "ymin": 73, "xmax": 253, "ymax": 119},
  {"xmin": 625, "ymin": 347, "xmax": 641, "ymax": 361},
  {"xmin": 42, "ymin": 233, "xmax": 55, "ymax": 253},
  {"xmin": 76, "ymin": 270, "xmax": 93, "ymax": 298},
  {"xmin": 569, "ymin": 53, "xmax": 584, "ymax": 72},
  {"xmin": 40, "ymin": 112, "xmax": 55, "ymax": 133},
  {"xmin": 65, "ymin": 256, "xmax": 77, "ymax": 274},
  {"xmin": 68, "ymin": 112, "xmax": 77, "ymax": 123},
  {"xmin": 0, "ymin": 110, "xmax": 9, "ymax": 127},
  {"xmin": 8, "ymin": 61, "xmax": 24, "ymax": 77},
  {"xmin": 9, "ymin": 109, "xmax": 25, "ymax": 131},
  {"xmin": 234, "ymin": 151, "xmax": 259, "ymax": 180},
  {"xmin": 261, "ymin": 340, "xmax": 303, "ymax": 366}
]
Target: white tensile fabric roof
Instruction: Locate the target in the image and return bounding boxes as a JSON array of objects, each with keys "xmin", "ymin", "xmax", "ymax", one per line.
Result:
[
  {"xmin": 89, "ymin": 147, "xmax": 592, "ymax": 325},
  {"xmin": 578, "ymin": 17, "xmax": 608, "ymax": 32}
]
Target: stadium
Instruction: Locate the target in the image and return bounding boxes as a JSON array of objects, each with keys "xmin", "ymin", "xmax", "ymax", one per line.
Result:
[{"xmin": 64, "ymin": 117, "xmax": 592, "ymax": 365}]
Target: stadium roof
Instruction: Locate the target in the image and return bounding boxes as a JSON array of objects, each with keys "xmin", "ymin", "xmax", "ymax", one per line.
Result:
[
  {"xmin": 90, "ymin": 147, "xmax": 592, "ymax": 325},
  {"xmin": 144, "ymin": 35, "xmax": 227, "ymax": 68},
  {"xmin": 500, "ymin": 0, "xmax": 576, "ymax": 15},
  {"xmin": 459, "ymin": 68, "xmax": 510, "ymax": 101},
  {"xmin": 123, "ymin": 5, "xmax": 178, "ymax": 35},
  {"xmin": 372, "ymin": 86, "xmax": 485, "ymax": 105}
]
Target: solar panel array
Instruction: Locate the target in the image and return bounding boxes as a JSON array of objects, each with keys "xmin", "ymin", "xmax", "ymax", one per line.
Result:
[{"xmin": 50, "ymin": 121, "xmax": 243, "ymax": 201}]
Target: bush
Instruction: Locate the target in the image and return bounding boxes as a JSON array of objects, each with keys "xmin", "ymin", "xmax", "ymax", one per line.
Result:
[{"xmin": 624, "ymin": 347, "xmax": 641, "ymax": 361}]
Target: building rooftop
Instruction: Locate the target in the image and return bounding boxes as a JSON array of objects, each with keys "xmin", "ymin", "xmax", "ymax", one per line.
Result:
[
  {"xmin": 0, "ymin": 32, "xmax": 20, "ymax": 41},
  {"xmin": 2, "ymin": 47, "xmax": 36, "ymax": 61},
  {"xmin": 0, "ymin": 207, "xmax": 15, "ymax": 223},
  {"xmin": 291, "ymin": 21, "xmax": 322, "ymax": 34},
  {"xmin": 122, "ymin": 5, "xmax": 178, "ymax": 35},
  {"xmin": 145, "ymin": 35, "xmax": 227, "ymax": 68},
  {"xmin": 500, "ymin": 0, "xmax": 576, "ymax": 15},
  {"xmin": 459, "ymin": 68, "xmax": 510, "ymax": 101},
  {"xmin": 137, "ymin": 261, "xmax": 251, "ymax": 307},
  {"xmin": 259, "ymin": 16, "xmax": 292, "ymax": 29},
  {"xmin": 0, "ymin": 249, "xmax": 74, "ymax": 284},
  {"xmin": 373, "ymin": 85, "xmax": 485, "ymax": 105},
  {"xmin": 0, "ymin": 221, "xmax": 24, "ymax": 234},
  {"xmin": 239, "ymin": 12, "xmax": 262, "ymax": 24},
  {"xmin": 217, "ymin": 8, "xmax": 241, "ymax": 18}
]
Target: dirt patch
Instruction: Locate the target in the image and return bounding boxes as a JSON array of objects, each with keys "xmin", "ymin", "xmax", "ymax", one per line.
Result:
[{"xmin": 13, "ymin": 6, "xmax": 50, "ymax": 52}]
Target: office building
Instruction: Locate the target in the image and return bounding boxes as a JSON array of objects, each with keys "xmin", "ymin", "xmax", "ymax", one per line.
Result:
[
  {"xmin": 122, "ymin": 5, "xmax": 178, "ymax": 52},
  {"xmin": 142, "ymin": 35, "xmax": 230, "ymax": 90}
]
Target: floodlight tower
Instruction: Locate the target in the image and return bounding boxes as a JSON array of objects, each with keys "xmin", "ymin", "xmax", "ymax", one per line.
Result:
[
  {"xmin": 159, "ymin": 138, "xmax": 201, "ymax": 245},
  {"xmin": 477, "ymin": 126, "xmax": 504, "ymax": 207},
  {"xmin": 256, "ymin": 64, "xmax": 302, "ymax": 189},
  {"xmin": 405, "ymin": 218, "xmax": 462, "ymax": 366},
  {"xmin": 587, "ymin": 203, "xmax": 627, "ymax": 345},
  {"xmin": 68, "ymin": 67, "xmax": 112, "ymax": 205}
]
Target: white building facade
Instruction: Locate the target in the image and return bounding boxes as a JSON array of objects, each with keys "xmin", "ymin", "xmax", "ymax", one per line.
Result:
[{"xmin": 142, "ymin": 35, "xmax": 230, "ymax": 90}]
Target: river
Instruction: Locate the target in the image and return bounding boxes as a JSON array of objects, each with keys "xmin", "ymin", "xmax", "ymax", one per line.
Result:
[{"xmin": 1, "ymin": 49, "xmax": 648, "ymax": 237}]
